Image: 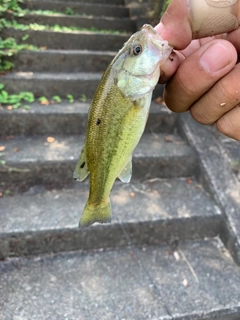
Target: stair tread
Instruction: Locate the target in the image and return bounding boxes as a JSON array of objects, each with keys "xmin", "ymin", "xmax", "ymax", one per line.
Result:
[
  {"xmin": 16, "ymin": 12, "xmax": 134, "ymax": 22},
  {"xmin": 0, "ymin": 133, "xmax": 197, "ymax": 186},
  {"xmin": 15, "ymin": 49, "xmax": 117, "ymax": 54},
  {"xmin": 0, "ymin": 177, "xmax": 221, "ymax": 234},
  {"xmin": 22, "ymin": 0, "xmax": 130, "ymax": 18},
  {"xmin": 2, "ymin": 28, "xmax": 130, "ymax": 51},
  {"xmin": 0, "ymin": 101, "xmax": 171, "ymax": 115},
  {"xmin": 0, "ymin": 176, "xmax": 222, "ymax": 257},
  {"xmin": 3, "ymin": 27, "xmax": 130, "ymax": 36},
  {"xmin": 24, "ymin": 0, "xmax": 127, "ymax": 9},
  {"xmin": 34, "ymin": 0, "xmax": 124, "ymax": 3},
  {"xmin": 1, "ymin": 133, "xmax": 194, "ymax": 164},
  {"xmin": 1, "ymin": 71, "xmax": 104, "ymax": 97},
  {"xmin": 9, "ymin": 49, "xmax": 115, "ymax": 72},
  {"xmin": 1, "ymin": 239, "xmax": 240, "ymax": 319},
  {"xmin": 1, "ymin": 71, "xmax": 165, "ymax": 98},
  {"xmin": 0, "ymin": 101, "xmax": 177, "ymax": 136},
  {"xmin": 2, "ymin": 71, "xmax": 103, "ymax": 79}
]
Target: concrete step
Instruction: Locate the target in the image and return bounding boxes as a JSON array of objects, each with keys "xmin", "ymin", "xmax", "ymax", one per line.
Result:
[
  {"xmin": 0, "ymin": 71, "xmax": 102, "ymax": 98},
  {"xmin": 35, "ymin": 0, "xmax": 124, "ymax": 3},
  {"xmin": 179, "ymin": 113, "xmax": 240, "ymax": 266},
  {"xmin": 0, "ymin": 133, "xmax": 197, "ymax": 185},
  {"xmin": 0, "ymin": 177, "xmax": 221, "ymax": 257},
  {"xmin": 21, "ymin": 0, "xmax": 130, "ymax": 18},
  {"xmin": 215, "ymin": 132, "xmax": 240, "ymax": 181},
  {"xmin": 0, "ymin": 102, "xmax": 177, "ymax": 136},
  {"xmin": 1, "ymin": 238, "xmax": 240, "ymax": 319},
  {"xmin": 10, "ymin": 49, "xmax": 115, "ymax": 72},
  {"xmin": 0, "ymin": 71, "xmax": 165, "ymax": 99},
  {"xmin": 14, "ymin": 14, "xmax": 136, "ymax": 33},
  {"xmin": 2, "ymin": 29, "xmax": 130, "ymax": 50}
]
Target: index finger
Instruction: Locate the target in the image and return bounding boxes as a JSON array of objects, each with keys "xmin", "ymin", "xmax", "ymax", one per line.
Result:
[{"xmin": 155, "ymin": 0, "xmax": 240, "ymax": 49}]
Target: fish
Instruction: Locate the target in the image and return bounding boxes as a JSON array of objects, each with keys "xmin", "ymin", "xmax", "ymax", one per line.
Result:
[{"xmin": 74, "ymin": 24, "xmax": 172, "ymax": 228}]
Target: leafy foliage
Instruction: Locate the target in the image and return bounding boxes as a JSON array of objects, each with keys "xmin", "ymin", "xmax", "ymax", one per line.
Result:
[
  {"xmin": 52, "ymin": 95, "xmax": 62, "ymax": 103},
  {"xmin": 65, "ymin": 7, "xmax": 74, "ymax": 15},
  {"xmin": 0, "ymin": 0, "xmax": 23, "ymax": 13},
  {"xmin": 0, "ymin": 1, "xmax": 39, "ymax": 72},
  {"xmin": 81, "ymin": 94, "xmax": 87, "ymax": 103},
  {"xmin": 66, "ymin": 94, "xmax": 74, "ymax": 103},
  {"xmin": 1, "ymin": 18, "xmax": 123, "ymax": 34},
  {"xmin": 0, "ymin": 36, "xmax": 38, "ymax": 72},
  {"xmin": 0, "ymin": 83, "xmax": 35, "ymax": 109}
]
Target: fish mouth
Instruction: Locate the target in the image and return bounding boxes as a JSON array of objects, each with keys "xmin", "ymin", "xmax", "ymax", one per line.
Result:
[
  {"xmin": 141, "ymin": 24, "xmax": 173, "ymax": 55},
  {"xmin": 151, "ymin": 38, "xmax": 172, "ymax": 52},
  {"xmin": 148, "ymin": 37, "xmax": 173, "ymax": 64}
]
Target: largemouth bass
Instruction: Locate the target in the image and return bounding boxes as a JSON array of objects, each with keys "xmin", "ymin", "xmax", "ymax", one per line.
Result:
[{"xmin": 74, "ymin": 24, "xmax": 172, "ymax": 228}]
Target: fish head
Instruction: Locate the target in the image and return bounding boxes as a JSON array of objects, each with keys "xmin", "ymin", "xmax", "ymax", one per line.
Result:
[{"xmin": 112, "ymin": 24, "xmax": 173, "ymax": 98}]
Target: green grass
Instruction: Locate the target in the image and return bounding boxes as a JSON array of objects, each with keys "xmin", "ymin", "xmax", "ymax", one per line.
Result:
[
  {"xmin": 0, "ymin": 0, "xmax": 23, "ymax": 14},
  {"xmin": 0, "ymin": 83, "xmax": 34, "ymax": 108},
  {"xmin": 3, "ymin": 5, "xmax": 77, "ymax": 17},
  {"xmin": 0, "ymin": 84, "xmax": 86, "ymax": 109},
  {"xmin": 1, "ymin": 18, "xmax": 124, "ymax": 34},
  {"xmin": 0, "ymin": 36, "xmax": 38, "ymax": 72},
  {"xmin": 0, "ymin": 0, "xmax": 39, "ymax": 72},
  {"xmin": 11, "ymin": 8, "xmax": 79, "ymax": 17}
]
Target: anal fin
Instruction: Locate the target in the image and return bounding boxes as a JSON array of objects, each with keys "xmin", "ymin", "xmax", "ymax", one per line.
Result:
[{"xmin": 118, "ymin": 156, "xmax": 132, "ymax": 183}]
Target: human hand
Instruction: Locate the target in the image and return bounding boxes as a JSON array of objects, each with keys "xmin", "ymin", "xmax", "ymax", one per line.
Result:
[{"xmin": 156, "ymin": 0, "xmax": 240, "ymax": 140}]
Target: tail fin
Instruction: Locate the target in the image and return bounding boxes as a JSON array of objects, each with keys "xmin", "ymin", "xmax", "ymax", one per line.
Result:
[{"xmin": 79, "ymin": 200, "xmax": 111, "ymax": 228}]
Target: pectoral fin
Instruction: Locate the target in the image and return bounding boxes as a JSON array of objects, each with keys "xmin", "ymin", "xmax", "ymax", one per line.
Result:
[
  {"xmin": 118, "ymin": 157, "xmax": 132, "ymax": 183},
  {"xmin": 73, "ymin": 145, "xmax": 89, "ymax": 181}
]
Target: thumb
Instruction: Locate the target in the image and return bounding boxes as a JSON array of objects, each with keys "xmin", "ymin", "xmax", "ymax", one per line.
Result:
[{"xmin": 155, "ymin": 0, "xmax": 240, "ymax": 50}]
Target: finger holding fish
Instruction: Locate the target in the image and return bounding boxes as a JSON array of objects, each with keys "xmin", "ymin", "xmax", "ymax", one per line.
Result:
[{"xmin": 155, "ymin": 0, "xmax": 240, "ymax": 84}]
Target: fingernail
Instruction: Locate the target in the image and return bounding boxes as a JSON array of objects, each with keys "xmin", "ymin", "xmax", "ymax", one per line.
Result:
[
  {"xmin": 200, "ymin": 43, "xmax": 231, "ymax": 73},
  {"xmin": 154, "ymin": 22, "xmax": 164, "ymax": 35}
]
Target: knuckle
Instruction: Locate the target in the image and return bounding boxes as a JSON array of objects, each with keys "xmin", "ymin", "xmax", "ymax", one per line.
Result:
[
  {"xmin": 218, "ymin": 65, "xmax": 240, "ymax": 101},
  {"xmin": 216, "ymin": 115, "xmax": 240, "ymax": 141},
  {"xmin": 190, "ymin": 106, "xmax": 214, "ymax": 125},
  {"xmin": 218, "ymin": 78, "xmax": 239, "ymax": 101}
]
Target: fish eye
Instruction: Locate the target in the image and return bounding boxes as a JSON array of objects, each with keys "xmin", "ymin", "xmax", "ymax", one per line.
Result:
[{"xmin": 133, "ymin": 44, "xmax": 142, "ymax": 56}]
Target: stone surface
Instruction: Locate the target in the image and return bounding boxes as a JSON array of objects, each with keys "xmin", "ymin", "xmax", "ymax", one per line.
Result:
[
  {"xmin": 37, "ymin": 0, "xmax": 124, "ymax": 3},
  {"xmin": 0, "ymin": 102, "xmax": 177, "ymax": 135},
  {"xmin": 0, "ymin": 178, "xmax": 222, "ymax": 257},
  {"xmin": 0, "ymin": 133, "xmax": 197, "ymax": 184},
  {"xmin": 1, "ymin": 239, "xmax": 240, "ymax": 319},
  {"xmin": 22, "ymin": 0, "xmax": 130, "ymax": 18},
  {"xmin": 14, "ymin": 14, "xmax": 136, "ymax": 32},
  {"xmin": 1, "ymin": 71, "xmax": 102, "ymax": 98},
  {"xmin": 2, "ymin": 29, "xmax": 130, "ymax": 51},
  {"xmin": 1, "ymin": 71, "xmax": 165, "ymax": 100},
  {"xmin": 11, "ymin": 49, "xmax": 116, "ymax": 72},
  {"xmin": 180, "ymin": 114, "xmax": 240, "ymax": 265},
  {"xmin": 216, "ymin": 132, "xmax": 240, "ymax": 182}
]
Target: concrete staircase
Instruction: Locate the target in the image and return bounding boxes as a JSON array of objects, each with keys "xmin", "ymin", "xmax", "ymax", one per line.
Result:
[{"xmin": 1, "ymin": 0, "xmax": 240, "ymax": 319}]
